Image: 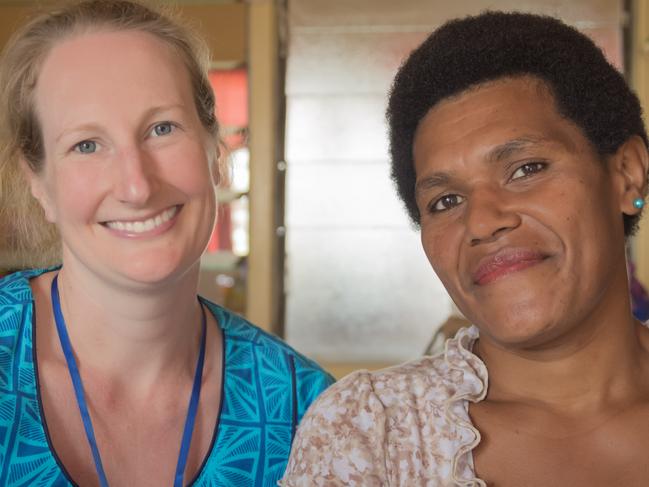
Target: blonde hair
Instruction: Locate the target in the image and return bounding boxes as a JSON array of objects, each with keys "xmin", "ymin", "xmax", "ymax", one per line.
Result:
[{"xmin": 0, "ymin": 0, "xmax": 220, "ymax": 273}]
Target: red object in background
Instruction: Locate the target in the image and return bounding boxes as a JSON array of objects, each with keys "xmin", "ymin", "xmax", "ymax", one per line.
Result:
[
  {"xmin": 209, "ymin": 68, "xmax": 248, "ymax": 149},
  {"xmin": 206, "ymin": 68, "xmax": 247, "ymax": 253},
  {"xmin": 207, "ymin": 204, "xmax": 233, "ymax": 252}
]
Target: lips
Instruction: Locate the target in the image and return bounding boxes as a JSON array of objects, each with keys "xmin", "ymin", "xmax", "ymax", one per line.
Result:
[
  {"xmin": 102, "ymin": 205, "xmax": 180, "ymax": 234},
  {"xmin": 472, "ymin": 247, "xmax": 548, "ymax": 286}
]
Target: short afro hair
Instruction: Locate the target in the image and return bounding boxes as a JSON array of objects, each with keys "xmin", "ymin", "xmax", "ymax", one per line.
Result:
[{"xmin": 387, "ymin": 11, "xmax": 648, "ymax": 236}]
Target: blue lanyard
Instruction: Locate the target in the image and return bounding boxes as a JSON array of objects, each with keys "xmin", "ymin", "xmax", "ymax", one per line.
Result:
[{"xmin": 51, "ymin": 274, "xmax": 207, "ymax": 487}]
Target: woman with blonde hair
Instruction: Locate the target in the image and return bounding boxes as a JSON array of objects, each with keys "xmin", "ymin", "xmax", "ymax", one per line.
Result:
[{"xmin": 0, "ymin": 1, "xmax": 332, "ymax": 485}]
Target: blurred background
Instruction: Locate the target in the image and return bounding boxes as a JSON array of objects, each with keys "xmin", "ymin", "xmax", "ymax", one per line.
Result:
[{"xmin": 1, "ymin": 0, "xmax": 648, "ymax": 377}]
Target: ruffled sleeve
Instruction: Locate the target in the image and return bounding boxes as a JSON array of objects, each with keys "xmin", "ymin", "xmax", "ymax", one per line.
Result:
[
  {"xmin": 280, "ymin": 370, "xmax": 388, "ymax": 487},
  {"xmin": 444, "ymin": 326, "xmax": 488, "ymax": 486},
  {"xmin": 281, "ymin": 326, "xmax": 490, "ymax": 487}
]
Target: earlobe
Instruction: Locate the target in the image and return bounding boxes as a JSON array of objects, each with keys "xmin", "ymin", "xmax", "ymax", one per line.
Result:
[
  {"xmin": 611, "ymin": 136, "xmax": 649, "ymax": 215},
  {"xmin": 20, "ymin": 158, "xmax": 56, "ymax": 223}
]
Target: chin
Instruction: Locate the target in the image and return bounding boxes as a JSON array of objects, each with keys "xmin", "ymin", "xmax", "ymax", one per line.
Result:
[
  {"xmin": 470, "ymin": 303, "xmax": 563, "ymax": 350},
  {"xmin": 109, "ymin": 251, "xmax": 201, "ymax": 287}
]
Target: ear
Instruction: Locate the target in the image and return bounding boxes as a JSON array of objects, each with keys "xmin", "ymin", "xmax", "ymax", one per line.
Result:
[
  {"xmin": 204, "ymin": 137, "xmax": 223, "ymax": 187},
  {"xmin": 608, "ymin": 136, "xmax": 649, "ymax": 215},
  {"xmin": 20, "ymin": 158, "xmax": 57, "ymax": 223},
  {"xmin": 209, "ymin": 152, "xmax": 222, "ymax": 187}
]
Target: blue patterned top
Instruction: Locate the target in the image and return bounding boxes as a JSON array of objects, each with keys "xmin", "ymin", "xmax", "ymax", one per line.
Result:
[{"xmin": 0, "ymin": 268, "xmax": 334, "ymax": 486}]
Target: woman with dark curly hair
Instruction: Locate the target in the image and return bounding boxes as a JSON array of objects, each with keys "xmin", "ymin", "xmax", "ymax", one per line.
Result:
[{"xmin": 282, "ymin": 11, "xmax": 649, "ymax": 487}]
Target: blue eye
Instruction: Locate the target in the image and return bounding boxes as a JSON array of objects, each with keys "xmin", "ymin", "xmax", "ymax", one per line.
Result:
[
  {"xmin": 151, "ymin": 122, "xmax": 174, "ymax": 137},
  {"xmin": 431, "ymin": 194, "xmax": 465, "ymax": 213},
  {"xmin": 74, "ymin": 140, "xmax": 97, "ymax": 154},
  {"xmin": 511, "ymin": 161, "xmax": 546, "ymax": 180}
]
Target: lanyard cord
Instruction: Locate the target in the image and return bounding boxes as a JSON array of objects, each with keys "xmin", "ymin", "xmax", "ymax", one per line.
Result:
[{"xmin": 51, "ymin": 274, "xmax": 207, "ymax": 487}]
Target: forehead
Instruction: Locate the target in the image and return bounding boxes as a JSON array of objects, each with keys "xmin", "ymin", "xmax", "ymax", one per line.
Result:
[
  {"xmin": 412, "ymin": 77, "xmax": 586, "ymax": 170},
  {"xmin": 34, "ymin": 29, "xmax": 192, "ymax": 128}
]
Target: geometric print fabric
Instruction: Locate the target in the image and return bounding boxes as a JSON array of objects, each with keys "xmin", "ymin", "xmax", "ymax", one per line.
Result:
[{"xmin": 0, "ymin": 269, "xmax": 334, "ymax": 486}]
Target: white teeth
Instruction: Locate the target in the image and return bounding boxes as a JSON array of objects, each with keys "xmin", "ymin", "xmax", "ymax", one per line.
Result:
[{"xmin": 105, "ymin": 206, "xmax": 177, "ymax": 234}]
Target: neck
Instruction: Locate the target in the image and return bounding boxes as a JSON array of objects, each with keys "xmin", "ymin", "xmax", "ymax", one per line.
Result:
[
  {"xmin": 53, "ymin": 258, "xmax": 204, "ymax": 389},
  {"xmin": 477, "ymin": 275, "xmax": 649, "ymax": 415}
]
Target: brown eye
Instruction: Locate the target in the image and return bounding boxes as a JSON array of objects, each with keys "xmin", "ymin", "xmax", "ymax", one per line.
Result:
[
  {"xmin": 432, "ymin": 194, "xmax": 465, "ymax": 212},
  {"xmin": 511, "ymin": 161, "xmax": 546, "ymax": 180}
]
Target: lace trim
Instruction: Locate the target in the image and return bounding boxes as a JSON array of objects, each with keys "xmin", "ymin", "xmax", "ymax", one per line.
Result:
[{"xmin": 443, "ymin": 326, "xmax": 488, "ymax": 487}]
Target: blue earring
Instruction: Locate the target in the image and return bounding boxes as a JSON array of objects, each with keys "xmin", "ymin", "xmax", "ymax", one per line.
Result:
[{"xmin": 633, "ymin": 197, "xmax": 645, "ymax": 210}]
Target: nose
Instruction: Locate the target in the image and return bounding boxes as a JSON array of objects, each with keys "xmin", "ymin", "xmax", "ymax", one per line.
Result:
[
  {"xmin": 464, "ymin": 185, "xmax": 521, "ymax": 246},
  {"xmin": 113, "ymin": 146, "xmax": 155, "ymax": 205}
]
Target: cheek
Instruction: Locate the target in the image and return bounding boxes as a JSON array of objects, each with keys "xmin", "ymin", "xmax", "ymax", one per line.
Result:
[
  {"xmin": 541, "ymin": 177, "xmax": 616, "ymax": 244},
  {"xmin": 420, "ymin": 223, "xmax": 458, "ymax": 277},
  {"xmin": 421, "ymin": 228, "xmax": 468, "ymax": 310},
  {"xmin": 44, "ymin": 165, "xmax": 105, "ymax": 224},
  {"xmin": 162, "ymin": 145, "xmax": 213, "ymax": 196}
]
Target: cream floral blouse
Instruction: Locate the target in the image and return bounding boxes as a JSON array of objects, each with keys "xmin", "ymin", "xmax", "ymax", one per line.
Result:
[{"xmin": 281, "ymin": 326, "xmax": 489, "ymax": 487}]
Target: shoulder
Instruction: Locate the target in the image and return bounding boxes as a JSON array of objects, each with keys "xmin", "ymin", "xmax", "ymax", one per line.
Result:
[
  {"xmin": 309, "ymin": 339, "xmax": 483, "ymax": 415},
  {"xmin": 0, "ymin": 268, "xmax": 45, "ymax": 304},
  {"xmin": 0, "ymin": 269, "xmax": 45, "ymax": 396},
  {"xmin": 369, "ymin": 344, "xmax": 485, "ymax": 409},
  {"xmin": 297, "ymin": 353, "xmax": 465, "ymax": 428},
  {"xmin": 300, "ymin": 323, "xmax": 486, "ymax": 413},
  {"xmin": 282, "ymin": 370, "xmax": 389, "ymax": 486},
  {"xmin": 282, "ymin": 331, "xmax": 487, "ymax": 486},
  {"xmin": 282, "ymin": 363, "xmax": 463, "ymax": 487},
  {"xmin": 201, "ymin": 298, "xmax": 335, "ymax": 411}
]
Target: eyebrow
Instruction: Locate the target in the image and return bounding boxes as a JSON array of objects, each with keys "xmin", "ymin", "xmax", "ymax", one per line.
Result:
[
  {"xmin": 414, "ymin": 173, "xmax": 450, "ymax": 196},
  {"xmin": 486, "ymin": 135, "xmax": 551, "ymax": 164},
  {"xmin": 414, "ymin": 135, "xmax": 551, "ymax": 197},
  {"xmin": 54, "ymin": 104, "xmax": 186, "ymax": 144}
]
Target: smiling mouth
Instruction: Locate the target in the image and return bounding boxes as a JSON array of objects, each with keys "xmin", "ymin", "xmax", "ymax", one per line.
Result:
[
  {"xmin": 472, "ymin": 248, "xmax": 548, "ymax": 286},
  {"xmin": 103, "ymin": 205, "xmax": 179, "ymax": 234}
]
